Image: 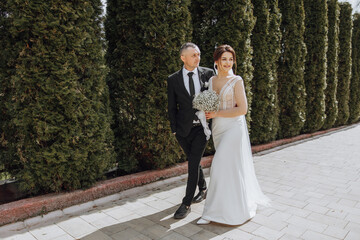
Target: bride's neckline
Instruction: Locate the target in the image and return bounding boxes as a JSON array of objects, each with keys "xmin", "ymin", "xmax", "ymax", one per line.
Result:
[{"xmin": 212, "ymin": 75, "xmax": 237, "ymax": 95}]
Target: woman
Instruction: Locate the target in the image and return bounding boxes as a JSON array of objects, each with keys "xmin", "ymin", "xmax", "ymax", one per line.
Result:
[{"xmin": 197, "ymin": 45, "xmax": 270, "ymax": 225}]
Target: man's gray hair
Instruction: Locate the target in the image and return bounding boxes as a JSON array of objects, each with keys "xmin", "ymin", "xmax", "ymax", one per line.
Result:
[{"xmin": 180, "ymin": 42, "xmax": 200, "ymax": 55}]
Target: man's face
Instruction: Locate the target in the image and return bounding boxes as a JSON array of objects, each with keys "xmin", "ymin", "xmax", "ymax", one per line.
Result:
[{"xmin": 181, "ymin": 47, "xmax": 201, "ymax": 71}]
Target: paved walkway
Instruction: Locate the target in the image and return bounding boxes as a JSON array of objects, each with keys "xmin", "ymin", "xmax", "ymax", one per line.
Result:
[{"xmin": 0, "ymin": 124, "xmax": 360, "ymax": 240}]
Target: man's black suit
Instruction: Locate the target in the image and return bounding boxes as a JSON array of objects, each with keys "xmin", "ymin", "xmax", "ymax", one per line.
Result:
[{"xmin": 167, "ymin": 66, "xmax": 214, "ymax": 206}]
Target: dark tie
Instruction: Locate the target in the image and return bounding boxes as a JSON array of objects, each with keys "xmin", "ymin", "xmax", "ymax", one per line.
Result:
[
  {"xmin": 188, "ymin": 72, "xmax": 199, "ymax": 122},
  {"xmin": 188, "ymin": 72, "xmax": 195, "ymax": 98}
]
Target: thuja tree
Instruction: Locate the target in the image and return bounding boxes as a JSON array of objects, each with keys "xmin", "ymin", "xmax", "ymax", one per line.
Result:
[
  {"xmin": 105, "ymin": 0, "xmax": 191, "ymax": 172},
  {"xmin": 277, "ymin": 0, "xmax": 307, "ymax": 138},
  {"xmin": 335, "ymin": 2, "xmax": 353, "ymax": 126},
  {"xmin": 0, "ymin": 2, "xmax": 14, "ymax": 171},
  {"xmin": 302, "ymin": 0, "xmax": 328, "ymax": 133},
  {"xmin": 250, "ymin": 0, "xmax": 281, "ymax": 144},
  {"xmin": 191, "ymin": 0, "xmax": 256, "ymax": 126},
  {"xmin": 323, "ymin": 0, "xmax": 340, "ymax": 129},
  {"xmin": 1, "ymin": 0, "xmax": 115, "ymax": 194},
  {"xmin": 348, "ymin": 13, "xmax": 360, "ymax": 123}
]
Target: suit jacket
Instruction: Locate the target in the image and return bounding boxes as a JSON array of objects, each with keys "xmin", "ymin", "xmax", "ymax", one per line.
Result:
[{"xmin": 167, "ymin": 66, "xmax": 215, "ymax": 137}]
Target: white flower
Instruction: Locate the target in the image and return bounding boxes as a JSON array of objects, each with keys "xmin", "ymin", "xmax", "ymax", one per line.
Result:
[{"xmin": 193, "ymin": 90, "xmax": 219, "ymax": 112}]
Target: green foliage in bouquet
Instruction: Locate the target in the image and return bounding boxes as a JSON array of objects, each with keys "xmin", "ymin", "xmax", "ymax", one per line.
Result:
[
  {"xmin": 335, "ymin": 2, "xmax": 353, "ymax": 126},
  {"xmin": 348, "ymin": 13, "xmax": 360, "ymax": 123},
  {"xmin": 250, "ymin": 0, "xmax": 281, "ymax": 144},
  {"xmin": 323, "ymin": 0, "xmax": 340, "ymax": 130},
  {"xmin": 302, "ymin": 0, "xmax": 328, "ymax": 133},
  {"xmin": 191, "ymin": 0, "xmax": 256, "ymax": 128},
  {"xmin": 105, "ymin": 0, "xmax": 191, "ymax": 172},
  {"xmin": 277, "ymin": 0, "xmax": 307, "ymax": 138},
  {"xmin": 0, "ymin": 0, "xmax": 115, "ymax": 194}
]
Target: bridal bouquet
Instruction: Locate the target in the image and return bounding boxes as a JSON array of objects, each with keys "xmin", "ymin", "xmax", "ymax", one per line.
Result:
[
  {"xmin": 193, "ymin": 90, "xmax": 220, "ymax": 112},
  {"xmin": 193, "ymin": 90, "xmax": 220, "ymax": 140}
]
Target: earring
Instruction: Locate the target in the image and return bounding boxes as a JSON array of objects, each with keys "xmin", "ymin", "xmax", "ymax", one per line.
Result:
[{"xmin": 214, "ymin": 63, "xmax": 218, "ymax": 74}]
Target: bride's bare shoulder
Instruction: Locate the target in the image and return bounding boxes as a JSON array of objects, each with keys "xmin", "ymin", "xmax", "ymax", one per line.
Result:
[
  {"xmin": 211, "ymin": 75, "xmax": 218, "ymax": 81},
  {"xmin": 234, "ymin": 75, "xmax": 243, "ymax": 81},
  {"xmin": 210, "ymin": 75, "xmax": 219, "ymax": 84}
]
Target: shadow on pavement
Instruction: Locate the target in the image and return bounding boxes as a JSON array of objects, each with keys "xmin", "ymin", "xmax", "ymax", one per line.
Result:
[{"xmin": 80, "ymin": 204, "xmax": 234, "ymax": 240}]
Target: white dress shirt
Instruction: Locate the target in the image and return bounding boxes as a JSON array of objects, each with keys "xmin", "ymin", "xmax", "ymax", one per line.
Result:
[
  {"xmin": 183, "ymin": 67, "xmax": 201, "ymax": 123},
  {"xmin": 182, "ymin": 67, "xmax": 201, "ymax": 96}
]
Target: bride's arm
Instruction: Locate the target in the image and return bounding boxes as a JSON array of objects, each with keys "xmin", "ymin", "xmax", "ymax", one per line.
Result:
[{"xmin": 206, "ymin": 79, "xmax": 247, "ymax": 119}]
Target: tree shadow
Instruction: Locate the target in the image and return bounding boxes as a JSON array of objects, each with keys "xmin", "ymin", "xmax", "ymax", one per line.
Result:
[
  {"xmin": 0, "ymin": 173, "xmax": 238, "ymax": 240},
  {"xmin": 80, "ymin": 203, "xmax": 234, "ymax": 240}
]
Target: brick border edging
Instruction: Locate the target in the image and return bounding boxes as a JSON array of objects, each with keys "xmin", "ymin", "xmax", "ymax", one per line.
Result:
[
  {"xmin": 0, "ymin": 156, "xmax": 213, "ymax": 226},
  {"xmin": 0, "ymin": 124, "xmax": 349, "ymax": 226},
  {"xmin": 251, "ymin": 125, "xmax": 347, "ymax": 153}
]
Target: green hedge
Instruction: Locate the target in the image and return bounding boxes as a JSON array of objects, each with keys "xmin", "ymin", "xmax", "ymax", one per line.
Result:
[
  {"xmin": 250, "ymin": 0, "xmax": 281, "ymax": 144},
  {"xmin": 0, "ymin": 2, "xmax": 14, "ymax": 167},
  {"xmin": 277, "ymin": 0, "xmax": 307, "ymax": 138},
  {"xmin": 105, "ymin": 0, "xmax": 190, "ymax": 172},
  {"xmin": 302, "ymin": 0, "xmax": 328, "ymax": 133},
  {"xmin": 267, "ymin": 0, "xmax": 282, "ymax": 139},
  {"xmin": 335, "ymin": 2, "xmax": 353, "ymax": 126},
  {"xmin": 323, "ymin": 0, "xmax": 340, "ymax": 129},
  {"xmin": 1, "ymin": 0, "xmax": 359, "ymax": 193},
  {"xmin": 191, "ymin": 0, "xmax": 256, "ymax": 128},
  {"xmin": 348, "ymin": 13, "xmax": 360, "ymax": 123},
  {"xmin": 0, "ymin": 0, "xmax": 115, "ymax": 194}
]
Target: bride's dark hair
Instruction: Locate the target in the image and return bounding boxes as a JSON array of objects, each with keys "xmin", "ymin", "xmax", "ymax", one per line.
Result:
[{"xmin": 213, "ymin": 45, "xmax": 237, "ymax": 74}]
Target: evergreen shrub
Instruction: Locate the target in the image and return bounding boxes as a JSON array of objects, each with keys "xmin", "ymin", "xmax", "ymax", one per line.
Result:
[
  {"xmin": 191, "ymin": 0, "xmax": 256, "ymax": 127},
  {"xmin": 335, "ymin": 2, "xmax": 353, "ymax": 126},
  {"xmin": 302, "ymin": 0, "xmax": 328, "ymax": 133},
  {"xmin": 0, "ymin": 0, "xmax": 115, "ymax": 194},
  {"xmin": 277, "ymin": 0, "xmax": 307, "ymax": 138},
  {"xmin": 348, "ymin": 13, "xmax": 360, "ymax": 123},
  {"xmin": 323, "ymin": 0, "xmax": 340, "ymax": 129},
  {"xmin": 250, "ymin": 0, "xmax": 281, "ymax": 144},
  {"xmin": 105, "ymin": 0, "xmax": 191, "ymax": 172}
]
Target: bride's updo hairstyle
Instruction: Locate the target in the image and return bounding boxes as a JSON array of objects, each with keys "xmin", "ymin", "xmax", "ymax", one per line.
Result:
[{"xmin": 213, "ymin": 44, "xmax": 237, "ymax": 74}]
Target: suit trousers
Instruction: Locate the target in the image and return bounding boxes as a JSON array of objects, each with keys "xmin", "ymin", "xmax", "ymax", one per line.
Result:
[{"xmin": 176, "ymin": 125, "xmax": 207, "ymax": 206}]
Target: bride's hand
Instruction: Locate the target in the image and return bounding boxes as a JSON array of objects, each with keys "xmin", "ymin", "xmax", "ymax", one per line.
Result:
[{"xmin": 205, "ymin": 111, "xmax": 217, "ymax": 119}]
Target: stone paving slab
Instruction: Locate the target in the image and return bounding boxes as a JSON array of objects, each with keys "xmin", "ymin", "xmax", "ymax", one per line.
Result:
[
  {"xmin": 0, "ymin": 124, "xmax": 346, "ymax": 227},
  {"xmin": 0, "ymin": 123, "xmax": 359, "ymax": 239}
]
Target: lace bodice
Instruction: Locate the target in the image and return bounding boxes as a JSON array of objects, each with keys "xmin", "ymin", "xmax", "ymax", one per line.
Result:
[{"xmin": 210, "ymin": 76, "xmax": 243, "ymax": 110}]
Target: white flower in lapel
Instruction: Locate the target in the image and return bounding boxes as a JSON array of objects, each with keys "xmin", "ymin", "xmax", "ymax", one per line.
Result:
[{"xmin": 199, "ymin": 76, "xmax": 209, "ymax": 89}]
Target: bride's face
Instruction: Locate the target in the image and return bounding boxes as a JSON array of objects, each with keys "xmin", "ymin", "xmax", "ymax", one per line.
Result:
[{"xmin": 216, "ymin": 52, "xmax": 234, "ymax": 73}]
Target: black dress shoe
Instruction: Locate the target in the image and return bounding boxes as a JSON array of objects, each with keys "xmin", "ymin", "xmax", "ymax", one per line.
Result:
[
  {"xmin": 192, "ymin": 189, "xmax": 207, "ymax": 203},
  {"xmin": 174, "ymin": 204, "xmax": 191, "ymax": 219}
]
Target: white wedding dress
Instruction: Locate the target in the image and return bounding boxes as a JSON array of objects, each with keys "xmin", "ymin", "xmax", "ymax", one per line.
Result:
[{"xmin": 200, "ymin": 75, "xmax": 270, "ymax": 225}]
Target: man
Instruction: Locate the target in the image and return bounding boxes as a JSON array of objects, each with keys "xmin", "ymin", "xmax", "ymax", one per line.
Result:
[{"xmin": 167, "ymin": 43, "xmax": 215, "ymax": 219}]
